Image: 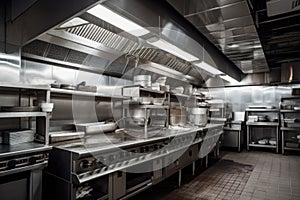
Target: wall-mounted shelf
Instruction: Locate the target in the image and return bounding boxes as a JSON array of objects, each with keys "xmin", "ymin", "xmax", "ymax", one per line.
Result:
[
  {"xmin": 139, "ymin": 105, "xmax": 169, "ymax": 109},
  {"xmin": 0, "ymin": 112, "xmax": 47, "ymax": 118},
  {"xmin": 51, "ymin": 88, "xmax": 128, "ymax": 100},
  {"xmin": 0, "ymin": 82, "xmax": 50, "ymax": 90}
]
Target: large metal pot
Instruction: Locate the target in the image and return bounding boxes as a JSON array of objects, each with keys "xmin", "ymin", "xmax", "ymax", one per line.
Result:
[
  {"xmin": 189, "ymin": 104, "xmax": 209, "ymax": 126},
  {"xmin": 133, "ymin": 75, "xmax": 151, "ymax": 87}
]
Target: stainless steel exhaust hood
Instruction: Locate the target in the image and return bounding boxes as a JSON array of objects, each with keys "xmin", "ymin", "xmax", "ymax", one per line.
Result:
[{"xmin": 20, "ymin": 0, "xmax": 245, "ymax": 86}]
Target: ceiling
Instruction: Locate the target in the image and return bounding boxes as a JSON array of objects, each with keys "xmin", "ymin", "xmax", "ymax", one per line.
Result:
[{"xmin": 166, "ymin": 0, "xmax": 300, "ymax": 74}]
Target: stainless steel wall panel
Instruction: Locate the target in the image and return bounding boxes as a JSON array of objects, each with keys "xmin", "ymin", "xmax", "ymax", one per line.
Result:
[
  {"xmin": 52, "ymin": 66, "xmax": 77, "ymax": 84},
  {"xmin": 22, "ymin": 60, "xmax": 53, "ymax": 81},
  {"xmin": 76, "ymin": 70, "xmax": 105, "ymax": 85},
  {"xmin": 0, "ymin": 50, "xmax": 21, "ymax": 82},
  {"xmin": 202, "ymin": 84, "xmax": 300, "ymax": 112}
]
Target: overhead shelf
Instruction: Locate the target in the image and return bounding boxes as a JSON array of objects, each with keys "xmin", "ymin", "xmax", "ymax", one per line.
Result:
[
  {"xmin": 0, "ymin": 112, "xmax": 47, "ymax": 118},
  {"xmin": 245, "ymin": 109, "xmax": 279, "ymax": 112},
  {"xmin": 50, "ymin": 88, "xmax": 128, "ymax": 99},
  {"xmin": 0, "ymin": 82, "xmax": 50, "ymax": 90},
  {"xmin": 138, "ymin": 105, "xmax": 169, "ymax": 109},
  {"xmin": 246, "ymin": 122, "xmax": 279, "ymax": 126},
  {"xmin": 280, "ymin": 110, "xmax": 300, "ymax": 113}
]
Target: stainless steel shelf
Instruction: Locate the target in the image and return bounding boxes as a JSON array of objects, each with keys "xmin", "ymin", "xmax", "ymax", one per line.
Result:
[
  {"xmin": 140, "ymin": 87, "xmax": 165, "ymax": 94},
  {"xmin": 209, "ymin": 117, "xmax": 227, "ymax": 122},
  {"xmin": 50, "ymin": 88, "xmax": 128, "ymax": 99},
  {"xmin": 245, "ymin": 109, "xmax": 279, "ymax": 112},
  {"xmin": 281, "ymin": 127, "xmax": 300, "ymax": 131},
  {"xmin": 169, "ymin": 92, "xmax": 203, "ymax": 100},
  {"xmin": 138, "ymin": 105, "xmax": 169, "ymax": 109},
  {"xmin": 0, "ymin": 82, "xmax": 50, "ymax": 90},
  {"xmin": 0, "ymin": 112, "xmax": 47, "ymax": 118},
  {"xmin": 249, "ymin": 144, "xmax": 277, "ymax": 149},
  {"xmin": 246, "ymin": 122, "xmax": 279, "ymax": 126},
  {"xmin": 284, "ymin": 147, "xmax": 300, "ymax": 151},
  {"xmin": 280, "ymin": 110, "xmax": 300, "ymax": 113},
  {"xmin": 0, "ymin": 142, "xmax": 52, "ymax": 158},
  {"xmin": 223, "ymin": 127, "xmax": 241, "ymax": 131}
]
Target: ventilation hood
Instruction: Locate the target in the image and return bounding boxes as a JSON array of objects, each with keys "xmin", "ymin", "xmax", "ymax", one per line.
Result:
[{"xmin": 19, "ymin": 0, "xmax": 244, "ymax": 86}]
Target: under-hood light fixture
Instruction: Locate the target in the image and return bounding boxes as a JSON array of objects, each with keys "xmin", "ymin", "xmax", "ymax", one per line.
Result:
[
  {"xmin": 219, "ymin": 74, "xmax": 239, "ymax": 84},
  {"xmin": 147, "ymin": 38, "xmax": 199, "ymax": 62},
  {"xmin": 60, "ymin": 17, "xmax": 88, "ymax": 28},
  {"xmin": 87, "ymin": 4, "xmax": 150, "ymax": 37},
  {"xmin": 194, "ymin": 61, "xmax": 223, "ymax": 75}
]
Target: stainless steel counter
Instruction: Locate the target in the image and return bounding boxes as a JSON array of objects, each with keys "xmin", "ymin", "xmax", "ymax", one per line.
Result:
[
  {"xmin": 53, "ymin": 124, "xmax": 223, "ymax": 156},
  {"xmin": 0, "ymin": 142, "xmax": 52, "ymax": 158}
]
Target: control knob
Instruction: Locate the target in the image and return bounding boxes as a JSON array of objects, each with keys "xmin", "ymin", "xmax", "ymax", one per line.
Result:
[
  {"xmin": 29, "ymin": 157, "xmax": 37, "ymax": 165},
  {"xmin": 80, "ymin": 160, "xmax": 92, "ymax": 169},
  {"xmin": 7, "ymin": 160, "xmax": 17, "ymax": 169}
]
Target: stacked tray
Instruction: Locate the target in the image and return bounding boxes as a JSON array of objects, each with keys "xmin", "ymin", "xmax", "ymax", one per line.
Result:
[{"xmin": 1, "ymin": 129, "xmax": 35, "ymax": 145}]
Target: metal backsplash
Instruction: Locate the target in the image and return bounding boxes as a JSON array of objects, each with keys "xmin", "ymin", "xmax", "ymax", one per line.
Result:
[
  {"xmin": 0, "ymin": 50, "xmax": 21, "ymax": 82},
  {"xmin": 201, "ymin": 84, "xmax": 298, "ymax": 112}
]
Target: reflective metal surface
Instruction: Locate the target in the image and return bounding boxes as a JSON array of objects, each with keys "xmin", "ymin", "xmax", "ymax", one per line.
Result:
[
  {"xmin": 201, "ymin": 84, "xmax": 300, "ymax": 112},
  {"xmin": 0, "ymin": 50, "xmax": 21, "ymax": 82},
  {"xmin": 167, "ymin": 0, "xmax": 269, "ymax": 74}
]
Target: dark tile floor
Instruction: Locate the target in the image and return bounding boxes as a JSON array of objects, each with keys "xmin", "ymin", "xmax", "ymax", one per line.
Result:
[{"xmin": 131, "ymin": 151, "xmax": 300, "ymax": 200}]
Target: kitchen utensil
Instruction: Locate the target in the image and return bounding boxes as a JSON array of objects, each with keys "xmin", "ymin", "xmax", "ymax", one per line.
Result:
[
  {"xmin": 40, "ymin": 103, "xmax": 54, "ymax": 112},
  {"xmin": 60, "ymin": 84, "xmax": 77, "ymax": 90},
  {"xmin": 258, "ymin": 139, "xmax": 268, "ymax": 145},
  {"xmin": 49, "ymin": 131, "xmax": 85, "ymax": 143},
  {"xmin": 258, "ymin": 115, "xmax": 269, "ymax": 122},
  {"xmin": 50, "ymin": 82, "xmax": 61, "ymax": 88},
  {"xmin": 75, "ymin": 122, "xmax": 117, "ymax": 134},
  {"xmin": 269, "ymin": 138, "xmax": 277, "ymax": 145}
]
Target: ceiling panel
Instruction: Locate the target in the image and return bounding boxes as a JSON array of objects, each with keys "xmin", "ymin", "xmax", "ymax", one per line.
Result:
[{"xmin": 167, "ymin": 0, "xmax": 269, "ymax": 73}]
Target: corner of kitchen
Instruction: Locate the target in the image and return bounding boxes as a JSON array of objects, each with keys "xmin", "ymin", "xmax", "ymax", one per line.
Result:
[{"xmin": 0, "ymin": 0, "xmax": 300, "ymax": 200}]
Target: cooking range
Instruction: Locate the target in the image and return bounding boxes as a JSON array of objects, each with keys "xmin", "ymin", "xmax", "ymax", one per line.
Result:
[
  {"xmin": 44, "ymin": 125, "xmax": 222, "ymax": 200},
  {"xmin": 0, "ymin": 143, "xmax": 51, "ymax": 200}
]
